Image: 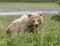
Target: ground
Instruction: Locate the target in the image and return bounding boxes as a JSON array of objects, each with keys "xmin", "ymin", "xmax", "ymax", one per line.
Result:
[{"xmin": 0, "ymin": 14, "xmax": 60, "ymax": 46}]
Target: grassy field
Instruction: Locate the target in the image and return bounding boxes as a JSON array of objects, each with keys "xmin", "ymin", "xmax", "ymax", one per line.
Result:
[
  {"xmin": 0, "ymin": 3, "xmax": 59, "ymax": 7},
  {"xmin": 0, "ymin": 3, "xmax": 60, "ymax": 12},
  {"xmin": 0, "ymin": 13, "xmax": 60, "ymax": 46}
]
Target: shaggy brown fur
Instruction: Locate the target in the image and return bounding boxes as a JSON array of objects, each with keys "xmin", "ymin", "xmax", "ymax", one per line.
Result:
[{"xmin": 6, "ymin": 12, "xmax": 43, "ymax": 35}]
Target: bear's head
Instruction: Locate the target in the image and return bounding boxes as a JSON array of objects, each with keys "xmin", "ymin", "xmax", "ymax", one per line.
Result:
[{"xmin": 26, "ymin": 12, "xmax": 43, "ymax": 28}]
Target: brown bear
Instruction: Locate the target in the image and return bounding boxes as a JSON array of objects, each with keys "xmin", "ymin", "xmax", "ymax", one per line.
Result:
[{"xmin": 6, "ymin": 12, "xmax": 43, "ymax": 35}]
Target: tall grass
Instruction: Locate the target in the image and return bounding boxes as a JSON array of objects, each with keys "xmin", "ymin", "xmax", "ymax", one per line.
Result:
[{"xmin": 0, "ymin": 14, "xmax": 60, "ymax": 46}]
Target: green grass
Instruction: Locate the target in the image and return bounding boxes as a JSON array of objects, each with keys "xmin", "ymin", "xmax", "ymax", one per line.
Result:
[
  {"xmin": 0, "ymin": 2, "xmax": 58, "ymax": 7},
  {"xmin": 0, "ymin": 14, "xmax": 60, "ymax": 46},
  {"xmin": 0, "ymin": 2, "xmax": 60, "ymax": 12}
]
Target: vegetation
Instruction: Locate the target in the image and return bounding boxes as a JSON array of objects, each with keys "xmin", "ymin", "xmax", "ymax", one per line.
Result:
[
  {"xmin": 57, "ymin": 0, "xmax": 60, "ymax": 5},
  {"xmin": 0, "ymin": 14, "xmax": 60, "ymax": 46},
  {"xmin": 0, "ymin": 0, "xmax": 57, "ymax": 2},
  {"xmin": 0, "ymin": 3, "xmax": 60, "ymax": 12}
]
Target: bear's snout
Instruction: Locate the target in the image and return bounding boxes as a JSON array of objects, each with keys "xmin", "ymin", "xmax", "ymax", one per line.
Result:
[{"xmin": 35, "ymin": 24, "xmax": 38, "ymax": 27}]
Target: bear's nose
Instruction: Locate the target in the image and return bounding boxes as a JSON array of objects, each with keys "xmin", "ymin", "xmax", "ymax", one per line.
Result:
[{"xmin": 35, "ymin": 24, "xmax": 38, "ymax": 27}]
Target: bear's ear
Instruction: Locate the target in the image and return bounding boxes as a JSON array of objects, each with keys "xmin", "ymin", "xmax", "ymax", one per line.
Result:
[
  {"xmin": 39, "ymin": 13, "xmax": 42, "ymax": 16},
  {"xmin": 39, "ymin": 12, "xmax": 42, "ymax": 16},
  {"xmin": 25, "ymin": 13, "xmax": 32, "ymax": 17},
  {"xmin": 27, "ymin": 14, "xmax": 32, "ymax": 17}
]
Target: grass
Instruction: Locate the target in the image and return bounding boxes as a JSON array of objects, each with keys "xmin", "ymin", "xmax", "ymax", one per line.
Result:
[
  {"xmin": 0, "ymin": 2, "xmax": 59, "ymax": 7},
  {"xmin": 0, "ymin": 14, "xmax": 60, "ymax": 46},
  {"xmin": 0, "ymin": 2, "xmax": 60, "ymax": 12}
]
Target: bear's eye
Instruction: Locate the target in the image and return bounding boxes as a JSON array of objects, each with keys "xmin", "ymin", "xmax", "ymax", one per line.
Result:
[
  {"xmin": 33, "ymin": 20, "xmax": 35, "ymax": 22},
  {"xmin": 38, "ymin": 20, "xmax": 39, "ymax": 22}
]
